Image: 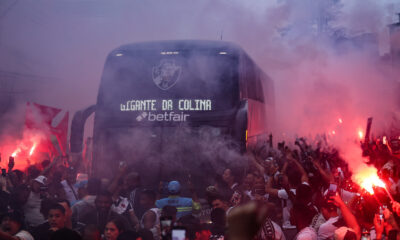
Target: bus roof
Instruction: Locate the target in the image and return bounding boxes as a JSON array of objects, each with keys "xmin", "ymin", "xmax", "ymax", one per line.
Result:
[{"xmin": 109, "ymin": 40, "xmax": 245, "ymax": 56}]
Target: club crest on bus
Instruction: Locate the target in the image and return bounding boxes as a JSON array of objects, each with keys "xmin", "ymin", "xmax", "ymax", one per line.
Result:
[{"xmin": 152, "ymin": 60, "xmax": 181, "ymax": 90}]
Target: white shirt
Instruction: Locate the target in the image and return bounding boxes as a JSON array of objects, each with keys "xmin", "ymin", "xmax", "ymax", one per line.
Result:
[
  {"xmin": 23, "ymin": 191, "xmax": 46, "ymax": 227},
  {"xmin": 141, "ymin": 208, "xmax": 161, "ymax": 240},
  {"xmin": 318, "ymin": 216, "xmax": 339, "ymax": 240},
  {"xmin": 71, "ymin": 195, "xmax": 96, "ymax": 222},
  {"xmin": 244, "ymin": 190, "xmax": 269, "ymax": 201},
  {"xmin": 61, "ymin": 180, "xmax": 79, "ymax": 205},
  {"xmin": 111, "ymin": 196, "xmax": 130, "ymax": 214},
  {"xmin": 264, "ymin": 171, "xmax": 281, "ymax": 183},
  {"xmin": 15, "ymin": 230, "xmax": 34, "ymax": 240},
  {"xmin": 272, "ymin": 221, "xmax": 286, "ymax": 240},
  {"xmin": 311, "ymin": 213, "xmax": 326, "ymax": 232},
  {"xmin": 278, "ymin": 188, "xmax": 296, "ymax": 229},
  {"xmin": 296, "ymin": 227, "xmax": 318, "ymax": 240}
]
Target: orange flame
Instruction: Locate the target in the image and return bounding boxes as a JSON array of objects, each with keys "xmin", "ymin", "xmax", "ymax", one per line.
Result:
[{"xmin": 354, "ymin": 167, "xmax": 386, "ymax": 194}]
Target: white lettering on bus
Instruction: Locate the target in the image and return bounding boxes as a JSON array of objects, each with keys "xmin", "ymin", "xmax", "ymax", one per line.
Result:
[
  {"xmin": 146, "ymin": 112, "xmax": 189, "ymax": 122},
  {"xmin": 121, "ymin": 99, "xmax": 212, "ymax": 112},
  {"xmin": 162, "ymin": 100, "xmax": 173, "ymax": 110},
  {"xmin": 178, "ymin": 99, "xmax": 212, "ymax": 111},
  {"xmin": 121, "ymin": 100, "xmax": 157, "ymax": 111}
]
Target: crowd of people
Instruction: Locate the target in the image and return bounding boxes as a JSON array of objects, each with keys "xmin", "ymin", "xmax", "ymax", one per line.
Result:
[{"xmin": 1, "ymin": 134, "xmax": 400, "ymax": 240}]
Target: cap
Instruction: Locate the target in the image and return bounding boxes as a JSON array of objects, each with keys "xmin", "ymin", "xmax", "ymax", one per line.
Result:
[
  {"xmin": 265, "ymin": 157, "xmax": 274, "ymax": 162},
  {"xmin": 76, "ymin": 173, "xmax": 88, "ymax": 182},
  {"xmin": 34, "ymin": 175, "xmax": 47, "ymax": 185},
  {"xmin": 168, "ymin": 181, "xmax": 181, "ymax": 194}
]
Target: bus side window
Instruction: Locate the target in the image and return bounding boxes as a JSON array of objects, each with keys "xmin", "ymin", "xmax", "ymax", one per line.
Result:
[{"xmin": 241, "ymin": 55, "xmax": 264, "ymax": 102}]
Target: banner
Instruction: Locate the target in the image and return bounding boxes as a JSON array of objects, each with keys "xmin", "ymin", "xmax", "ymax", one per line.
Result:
[{"xmin": 25, "ymin": 102, "xmax": 69, "ymax": 156}]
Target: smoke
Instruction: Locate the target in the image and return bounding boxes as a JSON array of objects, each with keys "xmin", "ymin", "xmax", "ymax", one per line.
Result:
[
  {"xmin": 0, "ymin": 0, "xmax": 400, "ymax": 182},
  {"xmin": 249, "ymin": 0, "xmax": 400, "ymax": 180},
  {"xmin": 92, "ymin": 124, "xmax": 247, "ymax": 190}
]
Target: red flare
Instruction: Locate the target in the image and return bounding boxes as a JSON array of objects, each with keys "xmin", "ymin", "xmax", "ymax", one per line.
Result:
[
  {"xmin": 11, "ymin": 149, "xmax": 21, "ymax": 157},
  {"xmin": 354, "ymin": 167, "xmax": 385, "ymax": 195},
  {"xmin": 358, "ymin": 130, "xmax": 363, "ymax": 140},
  {"xmin": 29, "ymin": 144, "xmax": 37, "ymax": 156}
]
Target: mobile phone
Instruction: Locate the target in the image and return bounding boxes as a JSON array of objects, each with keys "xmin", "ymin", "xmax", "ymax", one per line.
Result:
[
  {"xmin": 379, "ymin": 205, "xmax": 386, "ymax": 220},
  {"xmin": 160, "ymin": 217, "xmax": 172, "ymax": 228},
  {"xmin": 160, "ymin": 216, "xmax": 173, "ymax": 238},
  {"xmin": 327, "ymin": 183, "xmax": 337, "ymax": 196},
  {"xmin": 172, "ymin": 227, "xmax": 186, "ymax": 240},
  {"xmin": 329, "ymin": 183, "xmax": 337, "ymax": 192}
]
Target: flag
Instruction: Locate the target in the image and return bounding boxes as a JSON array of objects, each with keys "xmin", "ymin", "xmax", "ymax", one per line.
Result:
[{"xmin": 25, "ymin": 102, "xmax": 69, "ymax": 156}]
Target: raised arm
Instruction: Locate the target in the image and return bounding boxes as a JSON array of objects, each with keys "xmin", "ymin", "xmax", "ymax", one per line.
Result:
[
  {"xmin": 330, "ymin": 193, "xmax": 361, "ymax": 239},
  {"xmin": 248, "ymin": 151, "xmax": 265, "ymax": 175},
  {"xmin": 287, "ymin": 154, "xmax": 309, "ymax": 184},
  {"xmin": 107, "ymin": 163, "xmax": 127, "ymax": 195},
  {"xmin": 312, "ymin": 158, "xmax": 333, "ymax": 183}
]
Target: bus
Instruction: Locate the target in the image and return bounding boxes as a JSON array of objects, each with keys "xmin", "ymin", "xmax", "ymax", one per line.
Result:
[{"xmin": 70, "ymin": 40, "xmax": 274, "ymax": 188}]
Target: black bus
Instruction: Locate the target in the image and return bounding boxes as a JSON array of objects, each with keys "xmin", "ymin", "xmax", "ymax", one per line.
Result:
[{"xmin": 70, "ymin": 40, "xmax": 274, "ymax": 188}]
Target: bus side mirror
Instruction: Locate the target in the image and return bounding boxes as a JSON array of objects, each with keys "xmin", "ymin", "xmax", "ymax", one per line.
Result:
[{"xmin": 70, "ymin": 105, "xmax": 96, "ymax": 153}]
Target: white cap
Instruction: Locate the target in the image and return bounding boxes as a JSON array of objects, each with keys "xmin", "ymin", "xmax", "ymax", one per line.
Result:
[
  {"xmin": 264, "ymin": 157, "xmax": 274, "ymax": 162},
  {"xmin": 34, "ymin": 175, "xmax": 47, "ymax": 185}
]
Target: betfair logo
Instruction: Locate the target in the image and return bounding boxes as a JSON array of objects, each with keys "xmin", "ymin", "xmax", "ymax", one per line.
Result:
[{"xmin": 136, "ymin": 112, "xmax": 189, "ymax": 122}]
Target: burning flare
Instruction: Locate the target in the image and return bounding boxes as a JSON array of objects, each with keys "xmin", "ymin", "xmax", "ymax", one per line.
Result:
[
  {"xmin": 11, "ymin": 148, "xmax": 21, "ymax": 157},
  {"xmin": 353, "ymin": 167, "xmax": 385, "ymax": 194},
  {"xmin": 358, "ymin": 130, "xmax": 364, "ymax": 140},
  {"xmin": 29, "ymin": 143, "xmax": 37, "ymax": 156}
]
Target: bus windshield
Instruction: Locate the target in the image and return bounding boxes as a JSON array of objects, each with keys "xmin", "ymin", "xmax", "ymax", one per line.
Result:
[{"xmin": 97, "ymin": 50, "xmax": 239, "ymax": 126}]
